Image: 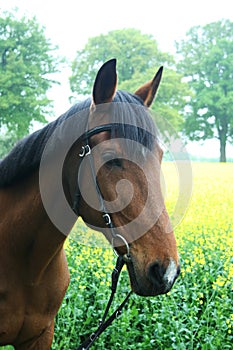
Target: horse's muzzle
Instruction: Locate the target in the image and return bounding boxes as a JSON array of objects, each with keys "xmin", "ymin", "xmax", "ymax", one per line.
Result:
[
  {"xmin": 148, "ymin": 258, "xmax": 180, "ymax": 295},
  {"xmin": 126, "ymin": 257, "xmax": 180, "ymax": 296}
]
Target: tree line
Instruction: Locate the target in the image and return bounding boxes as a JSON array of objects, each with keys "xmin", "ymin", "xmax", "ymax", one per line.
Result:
[{"xmin": 1, "ymin": 9, "xmax": 233, "ymax": 162}]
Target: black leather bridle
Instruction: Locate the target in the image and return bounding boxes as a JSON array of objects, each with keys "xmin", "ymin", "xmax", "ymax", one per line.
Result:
[
  {"xmin": 73, "ymin": 123, "xmax": 134, "ymax": 349},
  {"xmin": 72, "ymin": 123, "xmax": 135, "ymax": 259}
]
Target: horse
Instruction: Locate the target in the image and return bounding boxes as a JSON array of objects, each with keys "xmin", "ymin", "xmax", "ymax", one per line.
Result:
[{"xmin": 0, "ymin": 59, "xmax": 180, "ymax": 349}]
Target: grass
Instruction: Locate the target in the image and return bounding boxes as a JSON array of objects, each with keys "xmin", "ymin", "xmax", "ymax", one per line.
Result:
[{"xmin": 2, "ymin": 162, "xmax": 233, "ymax": 349}]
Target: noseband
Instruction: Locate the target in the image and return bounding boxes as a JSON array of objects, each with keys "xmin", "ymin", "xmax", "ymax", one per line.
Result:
[{"xmin": 73, "ymin": 123, "xmax": 134, "ymax": 349}]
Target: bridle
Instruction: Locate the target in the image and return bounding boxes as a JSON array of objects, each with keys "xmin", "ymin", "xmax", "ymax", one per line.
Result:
[
  {"xmin": 72, "ymin": 123, "xmax": 132, "ymax": 260},
  {"xmin": 72, "ymin": 123, "xmax": 134, "ymax": 349}
]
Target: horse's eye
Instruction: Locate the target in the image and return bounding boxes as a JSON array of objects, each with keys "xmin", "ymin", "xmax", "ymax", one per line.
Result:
[{"xmin": 102, "ymin": 152, "xmax": 123, "ymax": 169}]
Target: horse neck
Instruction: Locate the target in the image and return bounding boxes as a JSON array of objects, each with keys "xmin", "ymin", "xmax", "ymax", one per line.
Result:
[{"xmin": 0, "ymin": 170, "xmax": 68, "ymax": 285}]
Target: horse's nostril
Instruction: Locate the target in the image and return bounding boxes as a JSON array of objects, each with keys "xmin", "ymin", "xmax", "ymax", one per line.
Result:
[
  {"xmin": 148, "ymin": 261, "xmax": 167, "ymax": 288},
  {"xmin": 148, "ymin": 259, "xmax": 179, "ymax": 291}
]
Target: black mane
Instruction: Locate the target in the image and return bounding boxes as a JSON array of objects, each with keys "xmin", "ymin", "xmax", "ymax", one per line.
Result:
[{"xmin": 0, "ymin": 91, "xmax": 156, "ymax": 188}]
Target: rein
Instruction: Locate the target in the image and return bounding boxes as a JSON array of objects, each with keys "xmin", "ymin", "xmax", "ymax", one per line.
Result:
[
  {"xmin": 73, "ymin": 123, "xmax": 133, "ymax": 349},
  {"xmin": 76, "ymin": 256, "xmax": 132, "ymax": 350}
]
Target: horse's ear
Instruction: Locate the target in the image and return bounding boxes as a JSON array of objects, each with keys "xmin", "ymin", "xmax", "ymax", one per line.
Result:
[
  {"xmin": 134, "ymin": 66, "xmax": 163, "ymax": 107},
  {"xmin": 92, "ymin": 59, "xmax": 117, "ymax": 105}
]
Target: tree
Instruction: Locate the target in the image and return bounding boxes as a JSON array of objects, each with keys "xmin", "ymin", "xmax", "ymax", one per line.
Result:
[
  {"xmin": 119, "ymin": 67, "xmax": 189, "ymax": 131},
  {"xmin": 0, "ymin": 132, "xmax": 18, "ymax": 159},
  {"xmin": 176, "ymin": 19, "xmax": 233, "ymax": 162},
  {"xmin": 70, "ymin": 29, "xmax": 190, "ymax": 130},
  {"xmin": 0, "ymin": 10, "xmax": 61, "ymax": 139}
]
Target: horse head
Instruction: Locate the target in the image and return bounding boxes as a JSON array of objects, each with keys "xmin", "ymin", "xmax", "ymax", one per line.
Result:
[{"xmin": 66, "ymin": 59, "xmax": 180, "ymax": 297}]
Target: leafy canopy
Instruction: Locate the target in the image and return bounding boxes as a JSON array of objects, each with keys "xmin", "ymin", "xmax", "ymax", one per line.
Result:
[
  {"xmin": 70, "ymin": 28, "xmax": 190, "ymax": 131},
  {"xmin": 176, "ymin": 19, "xmax": 233, "ymax": 161},
  {"xmin": 0, "ymin": 10, "xmax": 61, "ymax": 139}
]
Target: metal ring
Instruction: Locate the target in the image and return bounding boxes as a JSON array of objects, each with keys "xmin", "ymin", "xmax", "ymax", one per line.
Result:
[
  {"xmin": 112, "ymin": 233, "xmax": 130, "ymax": 259},
  {"xmin": 103, "ymin": 213, "xmax": 112, "ymax": 226},
  {"xmin": 90, "ymin": 332, "xmax": 96, "ymax": 341},
  {"xmin": 85, "ymin": 145, "xmax": 91, "ymax": 156},
  {"xmin": 79, "ymin": 146, "xmax": 86, "ymax": 157}
]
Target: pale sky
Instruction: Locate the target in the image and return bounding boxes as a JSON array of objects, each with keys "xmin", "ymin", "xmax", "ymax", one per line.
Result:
[
  {"xmin": 3, "ymin": 0, "xmax": 233, "ymax": 57},
  {"xmin": 1, "ymin": 0, "xmax": 233, "ymax": 158}
]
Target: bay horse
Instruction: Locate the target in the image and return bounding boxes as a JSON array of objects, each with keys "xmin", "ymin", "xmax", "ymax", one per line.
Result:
[{"xmin": 0, "ymin": 59, "xmax": 180, "ymax": 349}]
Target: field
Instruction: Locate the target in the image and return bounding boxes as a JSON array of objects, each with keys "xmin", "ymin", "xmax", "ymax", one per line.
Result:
[{"xmin": 3, "ymin": 163, "xmax": 233, "ymax": 349}]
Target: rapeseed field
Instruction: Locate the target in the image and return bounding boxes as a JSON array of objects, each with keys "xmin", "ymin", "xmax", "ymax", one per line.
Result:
[
  {"xmin": 53, "ymin": 162, "xmax": 233, "ymax": 349},
  {"xmin": 3, "ymin": 163, "xmax": 233, "ymax": 349}
]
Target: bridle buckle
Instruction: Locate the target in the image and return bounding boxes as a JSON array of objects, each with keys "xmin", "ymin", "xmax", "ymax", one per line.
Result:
[{"xmin": 79, "ymin": 145, "xmax": 91, "ymax": 158}]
